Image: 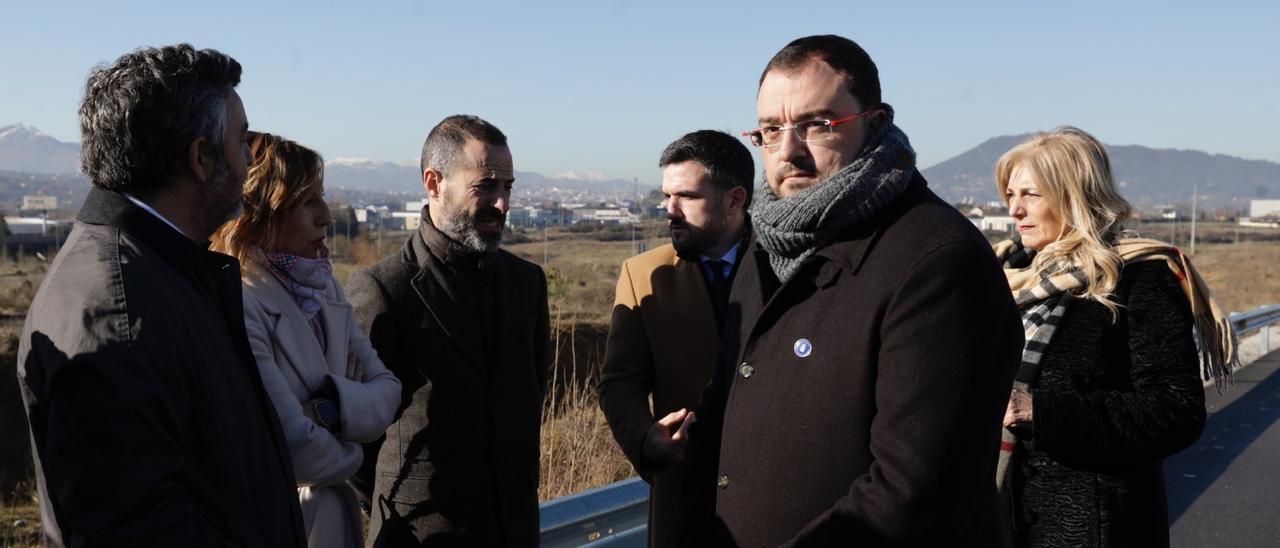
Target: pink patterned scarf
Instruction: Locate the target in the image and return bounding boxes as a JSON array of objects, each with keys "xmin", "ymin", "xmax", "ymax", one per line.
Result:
[{"xmin": 257, "ymin": 246, "xmax": 333, "ymax": 349}]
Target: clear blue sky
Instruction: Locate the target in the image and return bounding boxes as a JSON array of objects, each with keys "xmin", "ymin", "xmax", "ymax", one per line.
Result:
[{"xmin": 3, "ymin": 0, "xmax": 1277, "ymax": 185}]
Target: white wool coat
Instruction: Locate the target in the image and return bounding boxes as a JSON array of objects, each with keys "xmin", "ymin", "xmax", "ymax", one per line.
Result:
[{"xmin": 242, "ymin": 259, "xmax": 401, "ymax": 548}]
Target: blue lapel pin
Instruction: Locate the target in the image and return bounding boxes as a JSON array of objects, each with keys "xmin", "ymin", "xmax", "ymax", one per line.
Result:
[{"xmin": 794, "ymin": 338, "xmax": 813, "ymax": 358}]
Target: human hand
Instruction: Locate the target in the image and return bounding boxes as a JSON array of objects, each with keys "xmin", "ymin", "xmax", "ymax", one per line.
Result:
[
  {"xmin": 642, "ymin": 408, "xmax": 693, "ymax": 465},
  {"xmin": 1003, "ymin": 388, "xmax": 1033, "ymax": 429}
]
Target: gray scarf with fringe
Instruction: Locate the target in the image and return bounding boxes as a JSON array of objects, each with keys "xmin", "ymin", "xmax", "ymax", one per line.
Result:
[{"xmin": 749, "ymin": 105, "xmax": 917, "ymax": 282}]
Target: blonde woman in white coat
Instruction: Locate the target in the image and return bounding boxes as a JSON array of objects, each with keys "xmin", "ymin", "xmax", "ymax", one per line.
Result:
[{"xmin": 213, "ymin": 132, "xmax": 401, "ymax": 548}]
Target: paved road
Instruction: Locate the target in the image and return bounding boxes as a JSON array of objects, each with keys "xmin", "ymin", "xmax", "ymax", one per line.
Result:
[{"xmin": 1167, "ymin": 347, "xmax": 1280, "ymax": 547}]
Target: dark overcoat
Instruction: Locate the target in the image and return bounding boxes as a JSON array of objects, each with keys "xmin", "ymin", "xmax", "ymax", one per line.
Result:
[
  {"xmin": 347, "ymin": 216, "xmax": 549, "ymax": 548},
  {"xmin": 1011, "ymin": 261, "xmax": 1206, "ymax": 547},
  {"xmin": 683, "ymin": 174, "xmax": 1024, "ymax": 547},
  {"xmin": 17, "ymin": 188, "xmax": 305, "ymax": 547}
]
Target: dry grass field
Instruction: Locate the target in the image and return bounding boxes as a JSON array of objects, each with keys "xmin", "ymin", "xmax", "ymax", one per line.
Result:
[
  {"xmin": 0, "ymin": 255, "xmax": 46, "ymax": 547},
  {"xmin": 1182, "ymin": 241, "xmax": 1280, "ymax": 316},
  {"xmin": 505, "ymin": 235, "xmax": 669, "ymax": 325},
  {"xmin": 505, "ymin": 233, "xmax": 667, "ymax": 500},
  {"xmin": 1, "ymin": 503, "xmax": 40, "ymax": 547}
]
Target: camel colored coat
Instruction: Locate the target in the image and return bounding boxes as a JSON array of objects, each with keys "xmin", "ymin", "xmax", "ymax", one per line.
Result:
[
  {"xmin": 599, "ymin": 243, "xmax": 722, "ymax": 547},
  {"xmin": 242, "ymin": 258, "xmax": 402, "ymax": 548}
]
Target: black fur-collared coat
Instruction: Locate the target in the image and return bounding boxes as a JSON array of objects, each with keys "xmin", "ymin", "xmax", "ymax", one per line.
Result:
[{"xmin": 1011, "ymin": 261, "xmax": 1207, "ymax": 547}]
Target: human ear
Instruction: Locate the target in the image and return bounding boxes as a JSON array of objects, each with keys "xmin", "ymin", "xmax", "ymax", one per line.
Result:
[
  {"xmin": 188, "ymin": 136, "xmax": 214, "ymax": 183},
  {"xmin": 727, "ymin": 186, "xmax": 748, "ymax": 212},
  {"xmin": 423, "ymin": 169, "xmax": 444, "ymax": 200}
]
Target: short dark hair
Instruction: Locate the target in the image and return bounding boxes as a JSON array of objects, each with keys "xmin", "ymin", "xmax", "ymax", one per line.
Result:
[
  {"xmin": 420, "ymin": 115, "xmax": 508, "ymax": 176},
  {"xmin": 659, "ymin": 130, "xmax": 755, "ymax": 209},
  {"xmin": 760, "ymin": 35, "xmax": 881, "ymax": 111},
  {"xmin": 79, "ymin": 44, "xmax": 242, "ymax": 193}
]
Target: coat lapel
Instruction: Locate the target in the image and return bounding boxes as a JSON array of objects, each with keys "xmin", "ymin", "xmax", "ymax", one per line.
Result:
[
  {"xmin": 242, "ymin": 261, "xmax": 333, "ymax": 391},
  {"xmin": 731, "ymin": 243, "xmax": 773, "ymax": 363},
  {"xmin": 740, "ymin": 193, "xmax": 895, "ymax": 350},
  {"xmin": 668, "ymin": 255, "xmax": 720, "ymax": 347},
  {"xmin": 321, "ymin": 296, "xmax": 352, "ymax": 379},
  {"xmin": 409, "ymin": 242, "xmax": 490, "ymax": 382},
  {"xmin": 492, "ymin": 254, "xmax": 524, "ymax": 375}
]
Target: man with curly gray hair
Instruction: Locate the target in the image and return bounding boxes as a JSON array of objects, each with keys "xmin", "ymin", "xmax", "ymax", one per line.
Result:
[{"xmin": 17, "ymin": 44, "xmax": 305, "ymax": 547}]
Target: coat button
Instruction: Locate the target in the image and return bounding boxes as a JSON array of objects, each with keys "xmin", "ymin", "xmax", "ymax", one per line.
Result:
[
  {"xmin": 717, "ymin": 474, "xmax": 730, "ymax": 489},
  {"xmin": 739, "ymin": 363, "xmax": 754, "ymax": 378}
]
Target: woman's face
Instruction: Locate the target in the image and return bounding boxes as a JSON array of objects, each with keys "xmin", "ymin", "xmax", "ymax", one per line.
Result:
[
  {"xmin": 269, "ymin": 180, "xmax": 332, "ymax": 258},
  {"xmin": 1005, "ymin": 165, "xmax": 1063, "ymax": 252}
]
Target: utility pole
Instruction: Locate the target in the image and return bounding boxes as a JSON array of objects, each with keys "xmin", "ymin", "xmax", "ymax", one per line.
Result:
[
  {"xmin": 630, "ymin": 177, "xmax": 638, "ymax": 254},
  {"xmin": 1190, "ymin": 186, "xmax": 1198, "ymax": 255}
]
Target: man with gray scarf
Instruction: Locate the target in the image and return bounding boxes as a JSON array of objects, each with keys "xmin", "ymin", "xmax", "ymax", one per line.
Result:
[{"xmin": 680, "ymin": 35, "xmax": 1023, "ymax": 546}]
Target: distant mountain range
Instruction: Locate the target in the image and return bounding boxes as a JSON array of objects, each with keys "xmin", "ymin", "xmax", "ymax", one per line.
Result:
[
  {"xmin": 323, "ymin": 158, "xmax": 643, "ymax": 195},
  {"xmin": 0, "ymin": 124, "xmax": 645, "ymax": 201},
  {"xmin": 4, "ymin": 123, "xmax": 1279, "ymax": 210},
  {"xmin": 0, "ymin": 124, "xmax": 80, "ymax": 174},
  {"xmin": 922, "ymin": 134, "xmax": 1280, "ymax": 208}
]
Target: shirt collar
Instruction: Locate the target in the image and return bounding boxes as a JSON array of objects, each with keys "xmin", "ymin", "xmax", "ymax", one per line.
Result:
[
  {"xmin": 78, "ymin": 187, "xmax": 230, "ymax": 275},
  {"xmin": 123, "ymin": 192, "xmax": 188, "ymax": 239},
  {"xmin": 701, "ymin": 239, "xmax": 742, "ymax": 266}
]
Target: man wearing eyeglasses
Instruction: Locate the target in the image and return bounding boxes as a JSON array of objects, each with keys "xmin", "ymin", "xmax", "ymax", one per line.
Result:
[
  {"xmin": 681, "ymin": 35, "xmax": 1023, "ymax": 546},
  {"xmin": 598, "ymin": 130, "xmax": 753, "ymax": 548}
]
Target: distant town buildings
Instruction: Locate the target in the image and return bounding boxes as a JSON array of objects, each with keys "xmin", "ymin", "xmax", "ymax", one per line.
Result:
[
  {"xmin": 962, "ymin": 205, "xmax": 1016, "ymax": 234},
  {"xmin": 1250, "ymin": 200, "xmax": 1280, "ymax": 220},
  {"xmin": 3, "ymin": 216, "xmax": 66, "ymax": 236},
  {"xmin": 1238, "ymin": 199, "xmax": 1280, "ymax": 228}
]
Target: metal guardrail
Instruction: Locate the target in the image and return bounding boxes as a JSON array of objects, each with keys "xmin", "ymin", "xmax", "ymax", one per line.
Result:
[
  {"xmin": 1231, "ymin": 304, "xmax": 1280, "ymax": 354},
  {"xmin": 538, "ymin": 303, "xmax": 1280, "ymax": 547},
  {"xmin": 540, "ymin": 477, "xmax": 648, "ymax": 547}
]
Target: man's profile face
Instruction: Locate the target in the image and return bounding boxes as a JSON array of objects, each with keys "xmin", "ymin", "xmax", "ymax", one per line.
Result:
[
  {"xmin": 203, "ymin": 90, "xmax": 251, "ymax": 228},
  {"xmin": 756, "ymin": 60, "xmax": 873, "ymax": 198},
  {"xmin": 439, "ymin": 138, "xmax": 514, "ymax": 253},
  {"xmin": 662, "ymin": 160, "xmax": 728, "ymax": 258}
]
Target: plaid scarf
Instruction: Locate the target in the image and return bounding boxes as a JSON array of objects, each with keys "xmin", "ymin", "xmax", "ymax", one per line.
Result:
[
  {"xmin": 992, "ymin": 238, "xmax": 1081, "ymax": 495},
  {"xmin": 1112, "ymin": 238, "xmax": 1239, "ymax": 388}
]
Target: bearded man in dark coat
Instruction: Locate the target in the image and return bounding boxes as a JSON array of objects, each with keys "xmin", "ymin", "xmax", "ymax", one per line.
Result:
[
  {"xmin": 680, "ymin": 35, "xmax": 1024, "ymax": 547},
  {"xmin": 348, "ymin": 115, "xmax": 550, "ymax": 548},
  {"xmin": 17, "ymin": 44, "xmax": 305, "ymax": 547}
]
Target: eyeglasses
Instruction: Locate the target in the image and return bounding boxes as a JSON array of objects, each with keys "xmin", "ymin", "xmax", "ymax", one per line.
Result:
[{"xmin": 742, "ymin": 110, "xmax": 878, "ymax": 148}]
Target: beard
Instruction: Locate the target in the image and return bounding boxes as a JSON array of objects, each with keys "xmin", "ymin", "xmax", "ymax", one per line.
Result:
[
  {"xmin": 441, "ymin": 192, "xmax": 505, "ymax": 254},
  {"xmin": 670, "ymin": 212, "xmax": 728, "ymax": 260},
  {"xmin": 197, "ymin": 157, "xmax": 245, "ymax": 240}
]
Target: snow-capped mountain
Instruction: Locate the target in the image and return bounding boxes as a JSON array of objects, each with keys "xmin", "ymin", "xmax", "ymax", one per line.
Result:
[{"xmin": 0, "ymin": 124, "xmax": 81, "ymax": 174}]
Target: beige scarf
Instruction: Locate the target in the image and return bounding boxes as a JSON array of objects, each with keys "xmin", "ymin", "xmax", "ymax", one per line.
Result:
[{"xmin": 993, "ymin": 237, "xmax": 1239, "ymax": 388}]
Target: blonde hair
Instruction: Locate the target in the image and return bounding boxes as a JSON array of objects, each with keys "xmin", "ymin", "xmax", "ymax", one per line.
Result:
[
  {"xmin": 995, "ymin": 126, "xmax": 1133, "ymax": 314},
  {"xmin": 211, "ymin": 131, "xmax": 324, "ymax": 265}
]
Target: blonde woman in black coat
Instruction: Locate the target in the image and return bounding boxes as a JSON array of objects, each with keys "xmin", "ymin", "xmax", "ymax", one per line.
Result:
[{"xmin": 993, "ymin": 126, "xmax": 1236, "ymax": 547}]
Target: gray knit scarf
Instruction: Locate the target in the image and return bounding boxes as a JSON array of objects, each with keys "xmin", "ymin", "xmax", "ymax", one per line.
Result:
[{"xmin": 749, "ymin": 105, "xmax": 916, "ymax": 282}]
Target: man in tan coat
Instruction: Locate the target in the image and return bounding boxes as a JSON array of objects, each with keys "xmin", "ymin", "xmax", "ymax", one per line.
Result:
[{"xmin": 598, "ymin": 130, "xmax": 753, "ymax": 547}]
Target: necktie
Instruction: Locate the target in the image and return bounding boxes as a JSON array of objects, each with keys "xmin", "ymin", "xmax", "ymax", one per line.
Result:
[{"xmin": 705, "ymin": 259, "xmax": 730, "ymax": 331}]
